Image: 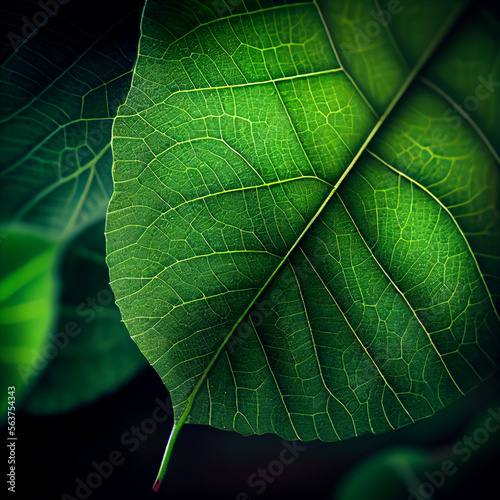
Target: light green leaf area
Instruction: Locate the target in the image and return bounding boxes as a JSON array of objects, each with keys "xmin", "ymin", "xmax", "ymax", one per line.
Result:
[
  {"xmin": 371, "ymin": 6, "xmax": 500, "ymax": 308},
  {"xmin": 24, "ymin": 221, "xmax": 147, "ymax": 415},
  {"xmin": 0, "ymin": 1, "xmax": 140, "ymax": 239},
  {"xmin": 106, "ymin": 0, "xmax": 500, "ymax": 449},
  {"xmin": 0, "ymin": 226, "xmax": 58, "ymax": 416}
]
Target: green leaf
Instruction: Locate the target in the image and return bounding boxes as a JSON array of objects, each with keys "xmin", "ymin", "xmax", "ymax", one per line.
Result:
[
  {"xmin": 333, "ymin": 448, "xmax": 431, "ymax": 500},
  {"xmin": 0, "ymin": 225, "xmax": 59, "ymax": 416},
  {"xmin": 105, "ymin": 0, "xmax": 500, "ymax": 483},
  {"xmin": 0, "ymin": 0, "xmax": 141, "ymax": 239},
  {"xmin": 24, "ymin": 221, "xmax": 147, "ymax": 415}
]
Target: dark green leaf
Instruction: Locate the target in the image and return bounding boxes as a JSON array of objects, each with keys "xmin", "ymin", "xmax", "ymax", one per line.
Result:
[
  {"xmin": 105, "ymin": 0, "xmax": 500, "ymax": 479},
  {"xmin": 0, "ymin": 0, "xmax": 141, "ymax": 239},
  {"xmin": 0, "ymin": 0, "xmax": 146, "ymax": 415}
]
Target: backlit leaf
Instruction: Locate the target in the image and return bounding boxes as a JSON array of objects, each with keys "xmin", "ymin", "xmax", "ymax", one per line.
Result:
[{"xmin": 105, "ymin": 0, "xmax": 500, "ymax": 481}]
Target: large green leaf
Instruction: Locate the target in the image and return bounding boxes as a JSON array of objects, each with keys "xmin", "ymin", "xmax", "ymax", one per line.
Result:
[{"xmin": 106, "ymin": 0, "xmax": 500, "ymax": 483}]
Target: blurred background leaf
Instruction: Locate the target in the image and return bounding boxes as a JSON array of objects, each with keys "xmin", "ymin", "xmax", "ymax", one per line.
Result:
[
  {"xmin": 0, "ymin": 0, "xmax": 142, "ymax": 238},
  {"xmin": 0, "ymin": 225, "xmax": 59, "ymax": 415},
  {"xmin": 333, "ymin": 447, "xmax": 431, "ymax": 500},
  {"xmin": 24, "ymin": 221, "xmax": 147, "ymax": 415},
  {"xmin": 0, "ymin": 0, "xmax": 146, "ymax": 418}
]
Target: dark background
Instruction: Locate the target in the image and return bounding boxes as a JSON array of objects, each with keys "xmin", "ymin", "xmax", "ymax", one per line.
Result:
[{"xmin": 13, "ymin": 369, "xmax": 500, "ymax": 499}]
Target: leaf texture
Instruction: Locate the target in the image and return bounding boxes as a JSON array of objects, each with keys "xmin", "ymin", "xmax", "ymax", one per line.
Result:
[{"xmin": 106, "ymin": 0, "xmax": 500, "ymax": 443}]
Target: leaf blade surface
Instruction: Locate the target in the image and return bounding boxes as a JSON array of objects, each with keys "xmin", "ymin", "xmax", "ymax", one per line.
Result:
[{"xmin": 106, "ymin": 0, "xmax": 500, "ymax": 450}]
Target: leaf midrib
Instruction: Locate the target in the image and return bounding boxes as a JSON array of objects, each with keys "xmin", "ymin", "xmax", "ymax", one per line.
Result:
[
  {"xmin": 176, "ymin": 0, "xmax": 469, "ymax": 420},
  {"xmin": 145, "ymin": 0, "xmax": 475, "ymax": 484}
]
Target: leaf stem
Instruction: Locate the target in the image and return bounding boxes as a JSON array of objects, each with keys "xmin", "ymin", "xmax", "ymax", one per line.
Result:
[
  {"xmin": 152, "ymin": 399, "xmax": 192, "ymax": 492},
  {"xmin": 153, "ymin": 422, "xmax": 180, "ymax": 491}
]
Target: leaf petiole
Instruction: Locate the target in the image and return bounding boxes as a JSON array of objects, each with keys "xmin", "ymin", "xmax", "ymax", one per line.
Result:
[{"xmin": 153, "ymin": 402, "xmax": 192, "ymax": 492}]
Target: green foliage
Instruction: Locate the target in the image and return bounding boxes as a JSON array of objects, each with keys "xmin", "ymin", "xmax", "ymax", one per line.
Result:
[
  {"xmin": 0, "ymin": 0, "xmax": 145, "ymax": 415},
  {"xmin": 25, "ymin": 222, "xmax": 147, "ymax": 415},
  {"xmin": 1, "ymin": 0, "xmax": 499, "ymax": 492},
  {"xmin": 106, "ymin": 0, "xmax": 500, "ymax": 463},
  {"xmin": 0, "ymin": 0, "xmax": 140, "ymax": 238},
  {"xmin": 0, "ymin": 226, "xmax": 58, "ymax": 415},
  {"xmin": 333, "ymin": 448, "xmax": 431, "ymax": 500}
]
